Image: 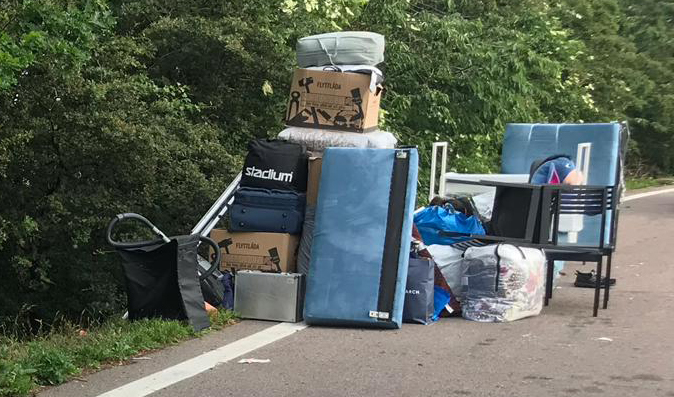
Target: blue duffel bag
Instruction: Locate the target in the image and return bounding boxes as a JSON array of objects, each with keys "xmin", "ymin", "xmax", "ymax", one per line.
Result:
[
  {"xmin": 414, "ymin": 205, "xmax": 485, "ymax": 246},
  {"xmin": 230, "ymin": 187, "xmax": 306, "ymax": 235}
]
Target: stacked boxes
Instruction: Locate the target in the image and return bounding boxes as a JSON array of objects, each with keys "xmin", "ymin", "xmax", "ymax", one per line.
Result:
[
  {"xmin": 213, "ymin": 31, "xmax": 388, "ymax": 323},
  {"xmin": 210, "ymin": 139, "xmax": 308, "ymax": 275},
  {"xmin": 285, "ymin": 32, "xmax": 389, "ymax": 276}
]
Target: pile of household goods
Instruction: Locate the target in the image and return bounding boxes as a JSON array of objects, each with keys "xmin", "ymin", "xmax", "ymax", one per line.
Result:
[
  {"xmin": 108, "ymin": 31, "xmax": 548, "ymax": 331},
  {"xmin": 205, "ymin": 31, "xmax": 548, "ymax": 327}
]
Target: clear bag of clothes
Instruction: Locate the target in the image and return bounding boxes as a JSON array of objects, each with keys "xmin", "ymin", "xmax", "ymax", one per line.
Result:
[{"xmin": 460, "ymin": 244, "xmax": 545, "ymax": 322}]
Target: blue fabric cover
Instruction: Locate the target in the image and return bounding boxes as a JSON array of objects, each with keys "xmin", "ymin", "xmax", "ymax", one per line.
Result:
[
  {"xmin": 502, "ymin": 123, "xmax": 621, "ymax": 245},
  {"xmin": 304, "ymin": 148, "xmax": 418, "ymax": 329}
]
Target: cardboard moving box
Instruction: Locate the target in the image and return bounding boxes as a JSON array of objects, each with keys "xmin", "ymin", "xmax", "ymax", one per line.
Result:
[
  {"xmin": 210, "ymin": 229, "xmax": 299, "ymax": 273},
  {"xmin": 285, "ymin": 69, "xmax": 382, "ymax": 133},
  {"xmin": 306, "ymin": 156, "xmax": 323, "ymax": 206}
]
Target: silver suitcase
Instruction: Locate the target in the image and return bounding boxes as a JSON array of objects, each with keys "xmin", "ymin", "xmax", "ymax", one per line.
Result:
[{"xmin": 234, "ymin": 271, "xmax": 305, "ymax": 322}]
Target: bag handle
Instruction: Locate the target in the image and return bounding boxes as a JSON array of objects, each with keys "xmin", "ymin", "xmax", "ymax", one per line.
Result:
[
  {"xmin": 493, "ymin": 244, "xmax": 527, "ymax": 292},
  {"xmin": 198, "ymin": 236, "xmax": 220, "ymax": 281},
  {"xmin": 106, "ymin": 213, "xmax": 170, "ymax": 249},
  {"xmin": 107, "ymin": 213, "xmax": 220, "ymax": 281},
  {"xmin": 495, "ymin": 244, "xmax": 527, "ymax": 260}
]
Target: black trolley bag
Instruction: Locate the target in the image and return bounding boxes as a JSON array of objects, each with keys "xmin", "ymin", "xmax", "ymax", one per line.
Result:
[{"xmin": 106, "ymin": 213, "xmax": 221, "ymax": 331}]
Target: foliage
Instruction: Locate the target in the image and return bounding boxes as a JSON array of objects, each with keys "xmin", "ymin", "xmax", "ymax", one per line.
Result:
[
  {"xmin": 0, "ymin": 355, "xmax": 35, "ymax": 397},
  {"xmin": 625, "ymin": 177, "xmax": 674, "ymax": 191},
  {"xmin": 356, "ymin": 0, "xmax": 596, "ymax": 196},
  {"xmin": 618, "ymin": 0, "xmax": 674, "ymax": 174},
  {"xmin": 0, "ymin": 309, "xmax": 237, "ymax": 396},
  {"xmin": 0, "ymin": 0, "xmax": 237, "ymax": 330}
]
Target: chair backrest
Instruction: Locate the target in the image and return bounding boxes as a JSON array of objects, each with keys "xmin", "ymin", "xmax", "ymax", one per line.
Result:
[
  {"xmin": 539, "ymin": 185, "xmax": 617, "ymax": 250},
  {"xmin": 438, "ymin": 181, "xmax": 543, "ymax": 252},
  {"xmin": 489, "ymin": 184, "xmax": 542, "ymax": 242}
]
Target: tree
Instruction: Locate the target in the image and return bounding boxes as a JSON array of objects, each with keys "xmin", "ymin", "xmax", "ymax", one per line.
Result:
[
  {"xmin": 354, "ymin": 0, "xmax": 596, "ymax": 198},
  {"xmin": 0, "ymin": 0, "xmax": 237, "ymax": 330},
  {"xmin": 619, "ymin": 0, "xmax": 674, "ymax": 174},
  {"xmin": 0, "ymin": 0, "xmax": 367, "ymax": 331}
]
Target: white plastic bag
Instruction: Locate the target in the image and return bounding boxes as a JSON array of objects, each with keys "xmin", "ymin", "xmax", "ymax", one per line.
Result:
[
  {"xmin": 278, "ymin": 127, "xmax": 397, "ymax": 152},
  {"xmin": 472, "ymin": 190, "xmax": 495, "ymax": 221},
  {"xmin": 426, "ymin": 244, "xmax": 464, "ymax": 294}
]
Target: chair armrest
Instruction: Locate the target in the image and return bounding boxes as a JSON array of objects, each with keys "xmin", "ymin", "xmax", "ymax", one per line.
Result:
[
  {"xmin": 445, "ymin": 178, "xmax": 539, "ymax": 189},
  {"xmin": 438, "ymin": 231, "xmax": 540, "ymax": 245}
]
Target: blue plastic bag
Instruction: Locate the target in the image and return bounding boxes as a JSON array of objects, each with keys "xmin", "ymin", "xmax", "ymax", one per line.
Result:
[
  {"xmin": 414, "ymin": 205, "xmax": 486, "ymax": 246},
  {"xmin": 432, "ymin": 285, "xmax": 453, "ymax": 321}
]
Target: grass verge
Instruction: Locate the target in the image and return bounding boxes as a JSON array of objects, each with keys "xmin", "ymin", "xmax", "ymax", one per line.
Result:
[
  {"xmin": 0, "ymin": 309, "xmax": 238, "ymax": 397},
  {"xmin": 626, "ymin": 177, "xmax": 674, "ymax": 191}
]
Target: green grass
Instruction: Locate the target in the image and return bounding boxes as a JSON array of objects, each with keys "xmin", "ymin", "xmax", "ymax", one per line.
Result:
[
  {"xmin": 626, "ymin": 177, "xmax": 674, "ymax": 191},
  {"xmin": 0, "ymin": 310, "xmax": 238, "ymax": 396}
]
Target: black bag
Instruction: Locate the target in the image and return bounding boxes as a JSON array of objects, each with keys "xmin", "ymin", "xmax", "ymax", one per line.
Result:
[
  {"xmin": 402, "ymin": 257, "xmax": 435, "ymax": 325},
  {"xmin": 220, "ymin": 271, "xmax": 234, "ymax": 310},
  {"xmin": 198, "ymin": 258, "xmax": 226, "ymax": 307},
  {"xmin": 230, "ymin": 187, "xmax": 306, "ymax": 234},
  {"xmin": 106, "ymin": 213, "xmax": 220, "ymax": 332},
  {"xmin": 241, "ymin": 139, "xmax": 309, "ymax": 192}
]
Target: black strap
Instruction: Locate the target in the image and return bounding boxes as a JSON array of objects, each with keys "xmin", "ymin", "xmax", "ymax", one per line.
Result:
[
  {"xmin": 494, "ymin": 245, "xmax": 501, "ymax": 293},
  {"xmin": 494, "ymin": 244, "xmax": 527, "ymax": 292},
  {"xmin": 377, "ymin": 150, "xmax": 410, "ymax": 320}
]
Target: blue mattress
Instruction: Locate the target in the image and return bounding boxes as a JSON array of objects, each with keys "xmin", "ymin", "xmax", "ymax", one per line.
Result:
[
  {"xmin": 502, "ymin": 123, "xmax": 624, "ymax": 245},
  {"xmin": 304, "ymin": 148, "xmax": 418, "ymax": 329}
]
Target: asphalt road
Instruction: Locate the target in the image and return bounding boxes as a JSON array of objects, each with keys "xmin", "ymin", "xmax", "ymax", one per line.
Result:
[{"xmin": 41, "ymin": 190, "xmax": 674, "ymax": 397}]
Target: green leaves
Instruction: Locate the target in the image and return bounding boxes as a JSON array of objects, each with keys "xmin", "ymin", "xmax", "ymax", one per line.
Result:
[
  {"xmin": 0, "ymin": 359, "xmax": 36, "ymax": 397},
  {"xmin": 0, "ymin": 1, "xmax": 240, "ymax": 330},
  {"xmin": 0, "ymin": 0, "xmax": 113, "ymax": 91},
  {"xmin": 27, "ymin": 346, "xmax": 79, "ymax": 385},
  {"xmin": 361, "ymin": 0, "xmax": 594, "ymax": 183}
]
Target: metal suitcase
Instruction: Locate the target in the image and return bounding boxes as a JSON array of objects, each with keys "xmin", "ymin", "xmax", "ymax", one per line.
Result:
[{"xmin": 234, "ymin": 271, "xmax": 305, "ymax": 322}]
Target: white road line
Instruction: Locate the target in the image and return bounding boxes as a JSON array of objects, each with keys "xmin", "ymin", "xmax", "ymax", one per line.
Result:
[
  {"xmin": 97, "ymin": 322, "xmax": 307, "ymax": 397},
  {"xmin": 624, "ymin": 187, "xmax": 674, "ymax": 202}
]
